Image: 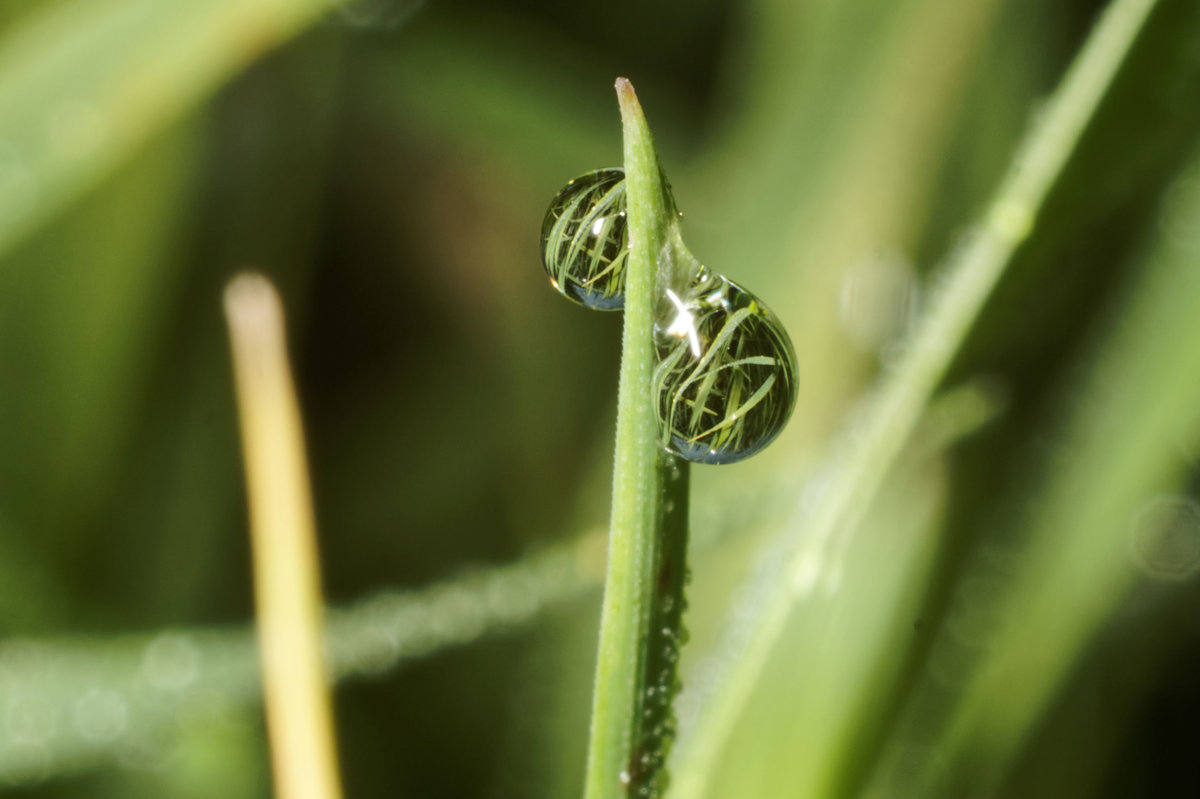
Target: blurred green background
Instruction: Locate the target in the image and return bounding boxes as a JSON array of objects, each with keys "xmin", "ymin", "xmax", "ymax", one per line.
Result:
[{"xmin": 2, "ymin": 0, "xmax": 1200, "ymax": 796}]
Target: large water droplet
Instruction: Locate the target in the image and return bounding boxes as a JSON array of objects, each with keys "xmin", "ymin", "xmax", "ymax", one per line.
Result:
[
  {"xmin": 654, "ymin": 269, "xmax": 797, "ymax": 464},
  {"xmin": 541, "ymin": 168, "xmax": 628, "ymax": 310}
]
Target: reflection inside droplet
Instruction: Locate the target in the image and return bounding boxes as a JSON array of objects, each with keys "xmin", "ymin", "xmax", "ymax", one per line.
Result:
[
  {"xmin": 541, "ymin": 167, "xmax": 797, "ymax": 464},
  {"xmin": 654, "ymin": 268, "xmax": 797, "ymax": 465},
  {"xmin": 541, "ymin": 169, "xmax": 629, "ymax": 310}
]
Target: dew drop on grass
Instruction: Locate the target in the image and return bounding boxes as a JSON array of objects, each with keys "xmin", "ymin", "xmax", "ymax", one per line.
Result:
[
  {"xmin": 654, "ymin": 267, "xmax": 798, "ymax": 464},
  {"xmin": 335, "ymin": 0, "xmax": 423, "ymax": 29},
  {"xmin": 140, "ymin": 633, "xmax": 199, "ymax": 691},
  {"xmin": 541, "ymin": 168, "xmax": 628, "ymax": 310},
  {"xmin": 71, "ymin": 689, "xmax": 129, "ymax": 742}
]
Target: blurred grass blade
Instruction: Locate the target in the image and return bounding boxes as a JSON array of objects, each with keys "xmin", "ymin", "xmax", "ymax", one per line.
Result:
[
  {"xmin": 0, "ymin": 528, "xmax": 608, "ymax": 787},
  {"xmin": 225, "ymin": 274, "xmax": 343, "ymax": 799},
  {"xmin": 863, "ymin": 140, "xmax": 1200, "ymax": 797},
  {"xmin": 670, "ymin": 0, "xmax": 1160, "ymax": 794},
  {"xmin": 0, "ymin": 0, "xmax": 341, "ymax": 259},
  {"xmin": 678, "ymin": 435, "xmax": 951, "ymax": 799},
  {"xmin": 0, "ymin": 389, "xmax": 1001, "ymax": 787},
  {"xmin": 670, "ymin": 382, "xmax": 1006, "ymax": 798}
]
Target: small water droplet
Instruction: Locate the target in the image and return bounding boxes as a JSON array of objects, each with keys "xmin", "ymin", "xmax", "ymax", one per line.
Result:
[
  {"xmin": 140, "ymin": 633, "xmax": 199, "ymax": 691},
  {"xmin": 1130, "ymin": 496, "xmax": 1200, "ymax": 581},
  {"xmin": 619, "ymin": 769, "xmax": 631, "ymax": 785},
  {"xmin": 988, "ymin": 199, "xmax": 1034, "ymax": 241},
  {"xmin": 5, "ymin": 694, "xmax": 56, "ymax": 745},
  {"xmin": 72, "ymin": 689, "xmax": 128, "ymax": 742},
  {"xmin": 335, "ymin": 0, "xmax": 423, "ymax": 28},
  {"xmin": 541, "ymin": 169, "xmax": 628, "ymax": 309}
]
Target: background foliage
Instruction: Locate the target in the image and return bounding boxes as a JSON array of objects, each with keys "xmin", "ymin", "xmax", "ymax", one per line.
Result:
[{"xmin": 1, "ymin": 0, "xmax": 1199, "ymax": 796}]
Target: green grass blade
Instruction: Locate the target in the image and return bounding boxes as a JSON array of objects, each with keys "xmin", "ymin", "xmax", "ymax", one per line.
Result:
[
  {"xmin": 583, "ymin": 78, "xmax": 691, "ymax": 799},
  {"xmin": 862, "ymin": 139, "xmax": 1200, "ymax": 796}
]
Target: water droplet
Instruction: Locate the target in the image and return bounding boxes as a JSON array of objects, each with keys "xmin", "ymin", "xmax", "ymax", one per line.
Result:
[
  {"xmin": 335, "ymin": 0, "xmax": 423, "ymax": 28},
  {"xmin": 619, "ymin": 769, "xmax": 631, "ymax": 785},
  {"xmin": 988, "ymin": 198, "xmax": 1034, "ymax": 241},
  {"xmin": 541, "ymin": 169, "xmax": 628, "ymax": 309},
  {"xmin": 4, "ymin": 693, "xmax": 57, "ymax": 745},
  {"xmin": 72, "ymin": 689, "xmax": 128, "ymax": 742},
  {"xmin": 541, "ymin": 167, "xmax": 797, "ymax": 464},
  {"xmin": 1130, "ymin": 496, "xmax": 1200, "ymax": 581},
  {"xmin": 140, "ymin": 633, "xmax": 199, "ymax": 691},
  {"xmin": 654, "ymin": 269, "xmax": 797, "ymax": 464}
]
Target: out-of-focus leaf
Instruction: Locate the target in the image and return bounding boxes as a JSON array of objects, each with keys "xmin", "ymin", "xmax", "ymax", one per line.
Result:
[
  {"xmin": 681, "ymin": 441, "xmax": 949, "ymax": 799},
  {"xmin": 0, "ymin": 0, "xmax": 340, "ymax": 259},
  {"xmin": 0, "ymin": 122, "xmax": 203, "ymax": 624},
  {"xmin": 863, "ymin": 136, "xmax": 1200, "ymax": 798}
]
